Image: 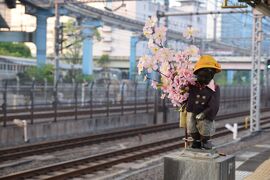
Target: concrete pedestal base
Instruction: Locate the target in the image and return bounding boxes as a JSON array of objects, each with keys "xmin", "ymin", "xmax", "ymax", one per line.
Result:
[{"xmin": 164, "ymin": 149, "xmax": 235, "ymax": 180}]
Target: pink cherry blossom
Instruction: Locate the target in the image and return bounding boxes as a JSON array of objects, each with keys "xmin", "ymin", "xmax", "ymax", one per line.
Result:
[
  {"xmin": 139, "ymin": 16, "xmax": 198, "ymax": 107},
  {"xmin": 143, "ymin": 17, "xmax": 158, "ymax": 38},
  {"xmin": 185, "ymin": 45, "xmax": 199, "ymax": 57},
  {"xmin": 148, "ymin": 39, "xmax": 160, "ymax": 54},
  {"xmin": 143, "ymin": 26, "xmax": 153, "ymax": 39},
  {"xmin": 161, "ymin": 94, "xmax": 166, "ymax": 99},
  {"xmin": 153, "ymin": 26, "xmax": 167, "ymax": 45},
  {"xmin": 155, "ymin": 48, "xmax": 174, "ymax": 63},
  {"xmin": 145, "ymin": 16, "xmax": 158, "ymax": 28},
  {"xmin": 151, "ymin": 81, "xmax": 158, "ymax": 89},
  {"xmin": 174, "ymin": 51, "xmax": 189, "ymax": 63},
  {"xmin": 183, "ymin": 26, "xmax": 198, "ymax": 39}
]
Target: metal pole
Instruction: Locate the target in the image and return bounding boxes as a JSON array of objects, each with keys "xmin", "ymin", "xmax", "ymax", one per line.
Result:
[
  {"xmin": 54, "ymin": 0, "xmax": 60, "ymax": 85},
  {"xmin": 53, "ymin": 80, "xmax": 58, "ymax": 122},
  {"xmin": 213, "ymin": 0, "xmax": 217, "ymax": 41},
  {"xmin": 30, "ymin": 79, "xmax": 35, "ymax": 124},
  {"xmin": 2, "ymin": 81, "xmax": 7, "ymax": 127},
  {"xmin": 16, "ymin": 75, "xmax": 19, "ymax": 97},
  {"xmin": 145, "ymin": 82, "xmax": 149, "ymax": 113},
  {"xmin": 81, "ymin": 83, "xmax": 85, "ymax": 106},
  {"xmin": 163, "ymin": 98, "xmax": 167, "ymax": 123},
  {"xmin": 44, "ymin": 78, "xmax": 47, "ymax": 104},
  {"xmin": 250, "ymin": 9, "xmax": 263, "ymax": 132},
  {"xmin": 134, "ymin": 82, "xmax": 137, "ymax": 114},
  {"xmin": 15, "ymin": 76, "xmax": 20, "ymax": 107},
  {"xmin": 121, "ymin": 82, "xmax": 125, "ymax": 115},
  {"xmin": 106, "ymin": 82, "xmax": 111, "ymax": 117},
  {"xmin": 153, "ymin": 90, "xmax": 158, "ymax": 124},
  {"xmin": 164, "ymin": 0, "xmax": 169, "ymax": 28},
  {"xmin": 90, "ymin": 82, "xmax": 94, "ymax": 118},
  {"xmin": 74, "ymin": 83, "xmax": 78, "ymax": 120},
  {"xmin": 264, "ymin": 58, "xmax": 269, "ymax": 107}
]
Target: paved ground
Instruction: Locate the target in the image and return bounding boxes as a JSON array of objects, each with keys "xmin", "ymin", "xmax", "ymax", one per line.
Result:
[
  {"xmin": 111, "ymin": 129, "xmax": 270, "ymax": 180},
  {"xmin": 235, "ymin": 131, "xmax": 270, "ymax": 180}
]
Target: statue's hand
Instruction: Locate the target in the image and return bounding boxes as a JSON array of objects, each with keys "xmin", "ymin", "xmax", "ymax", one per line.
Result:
[{"xmin": 196, "ymin": 113, "xmax": 205, "ymax": 120}]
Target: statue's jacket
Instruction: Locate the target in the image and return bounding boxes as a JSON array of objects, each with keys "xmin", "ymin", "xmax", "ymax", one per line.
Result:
[{"xmin": 186, "ymin": 81, "xmax": 220, "ymax": 121}]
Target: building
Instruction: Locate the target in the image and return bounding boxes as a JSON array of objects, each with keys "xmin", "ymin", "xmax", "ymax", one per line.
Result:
[
  {"xmin": 91, "ymin": 0, "xmax": 207, "ymax": 70},
  {"xmin": 206, "ymin": 0, "xmax": 270, "ymax": 56},
  {"xmin": 220, "ymin": 12, "xmax": 270, "ymax": 56},
  {"xmin": 0, "ymin": 1, "xmax": 208, "ymax": 70}
]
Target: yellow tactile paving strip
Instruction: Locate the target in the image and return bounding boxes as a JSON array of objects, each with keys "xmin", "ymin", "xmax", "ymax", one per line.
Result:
[{"xmin": 244, "ymin": 159, "xmax": 270, "ymax": 180}]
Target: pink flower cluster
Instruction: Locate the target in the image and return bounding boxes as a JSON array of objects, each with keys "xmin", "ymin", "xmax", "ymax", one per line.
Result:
[{"xmin": 139, "ymin": 16, "xmax": 199, "ymax": 107}]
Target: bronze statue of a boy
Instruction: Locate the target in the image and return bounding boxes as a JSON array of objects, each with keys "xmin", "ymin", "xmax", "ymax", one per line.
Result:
[{"xmin": 186, "ymin": 55, "xmax": 221, "ymax": 150}]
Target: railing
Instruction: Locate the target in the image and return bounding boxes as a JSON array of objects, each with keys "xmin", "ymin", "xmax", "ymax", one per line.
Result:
[{"xmin": 0, "ymin": 79, "xmax": 269, "ymax": 127}]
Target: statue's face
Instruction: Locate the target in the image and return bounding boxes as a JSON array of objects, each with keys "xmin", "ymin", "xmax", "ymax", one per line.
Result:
[{"xmin": 195, "ymin": 68, "xmax": 215, "ymax": 85}]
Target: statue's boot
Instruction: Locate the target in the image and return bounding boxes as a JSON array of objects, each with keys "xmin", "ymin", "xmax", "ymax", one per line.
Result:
[
  {"xmin": 191, "ymin": 132, "xmax": 201, "ymax": 149},
  {"xmin": 201, "ymin": 136, "xmax": 213, "ymax": 150}
]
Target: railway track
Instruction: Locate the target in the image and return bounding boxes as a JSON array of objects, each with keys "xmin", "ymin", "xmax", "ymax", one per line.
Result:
[
  {"xmin": 1, "ymin": 116, "xmax": 270, "ymax": 180},
  {"xmin": 0, "ymin": 122, "xmax": 175, "ymax": 162},
  {"xmin": 0, "ymin": 109, "xmax": 265, "ymax": 162}
]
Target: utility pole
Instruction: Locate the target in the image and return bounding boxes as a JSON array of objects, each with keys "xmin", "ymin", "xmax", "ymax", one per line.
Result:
[
  {"xmin": 213, "ymin": 0, "xmax": 217, "ymax": 41},
  {"xmin": 54, "ymin": 0, "xmax": 60, "ymax": 85},
  {"xmin": 263, "ymin": 57, "xmax": 269, "ymax": 107},
  {"xmin": 164, "ymin": 0, "xmax": 169, "ymax": 28},
  {"xmin": 250, "ymin": 9, "xmax": 263, "ymax": 132}
]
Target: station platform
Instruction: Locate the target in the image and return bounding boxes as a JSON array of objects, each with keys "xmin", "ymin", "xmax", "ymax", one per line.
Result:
[{"xmin": 235, "ymin": 132, "xmax": 270, "ymax": 180}]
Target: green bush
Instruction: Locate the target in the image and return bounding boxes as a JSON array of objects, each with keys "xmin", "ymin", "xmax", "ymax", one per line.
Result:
[
  {"xmin": 63, "ymin": 69, "xmax": 94, "ymax": 83},
  {"xmin": 18, "ymin": 64, "xmax": 54, "ymax": 83},
  {"xmin": 0, "ymin": 42, "xmax": 32, "ymax": 57},
  {"xmin": 214, "ymin": 71, "xmax": 227, "ymax": 85},
  {"xmin": 74, "ymin": 73, "xmax": 94, "ymax": 83},
  {"xmin": 96, "ymin": 54, "xmax": 110, "ymax": 68}
]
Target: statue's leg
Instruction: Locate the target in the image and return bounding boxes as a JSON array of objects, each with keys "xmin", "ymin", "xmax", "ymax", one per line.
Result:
[
  {"xmin": 197, "ymin": 119, "xmax": 215, "ymax": 150},
  {"xmin": 187, "ymin": 114, "xmax": 201, "ymax": 149},
  {"xmin": 191, "ymin": 132, "xmax": 201, "ymax": 149}
]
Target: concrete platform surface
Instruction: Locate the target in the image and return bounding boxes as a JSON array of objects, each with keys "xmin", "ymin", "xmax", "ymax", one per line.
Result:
[{"xmin": 235, "ymin": 136, "xmax": 270, "ymax": 180}]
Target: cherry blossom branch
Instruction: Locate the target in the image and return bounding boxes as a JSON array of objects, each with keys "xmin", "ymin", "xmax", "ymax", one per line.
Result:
[
  {"xmin": 155, "ymin": 69, "xmax": 169, "ymax": 78},
  {"xmin": 143, "ymin": 74, "xmax": 162, "ymax": 84}
]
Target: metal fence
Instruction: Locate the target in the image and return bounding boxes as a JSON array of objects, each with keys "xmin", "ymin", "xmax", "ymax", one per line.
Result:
[
  {"xmin": 0, "ymin": 79, "xmax": 270, "ymax": 127},
  {"xmin": 0, "ymin": 80, "xmax": 155, "ymax": 108}
]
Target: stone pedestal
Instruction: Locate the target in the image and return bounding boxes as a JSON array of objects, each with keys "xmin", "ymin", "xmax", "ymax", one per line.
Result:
[{"xmin": 164, "ymin": 149, "xmax": 235, "ymax": 180}]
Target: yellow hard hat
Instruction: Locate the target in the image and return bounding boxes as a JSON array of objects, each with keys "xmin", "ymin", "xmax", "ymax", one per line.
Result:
[{"xmin": 193, "ymin": 55, "xmax": 221, "ymax": 74}]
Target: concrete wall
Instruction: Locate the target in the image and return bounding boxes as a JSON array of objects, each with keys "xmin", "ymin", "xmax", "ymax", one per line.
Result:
[{"xmin": 0, "ymin": 110, "xmax": 179, "ymax": 147}]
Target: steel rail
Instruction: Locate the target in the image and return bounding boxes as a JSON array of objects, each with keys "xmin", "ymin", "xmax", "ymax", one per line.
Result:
[
  {"xmin": 0, "ymin": 123, "xmax": 176, "ymax": 162},
  {"xmin": 0, "ymin": 109, "xmax": 265, "ymax": 160},
  {"xmin": 1, "ymin": 117, "xmax": 270, "ymax": 180},
  {"xmin": 0, "ymin": 109, "xmax": 269, "ymax": 162}
]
